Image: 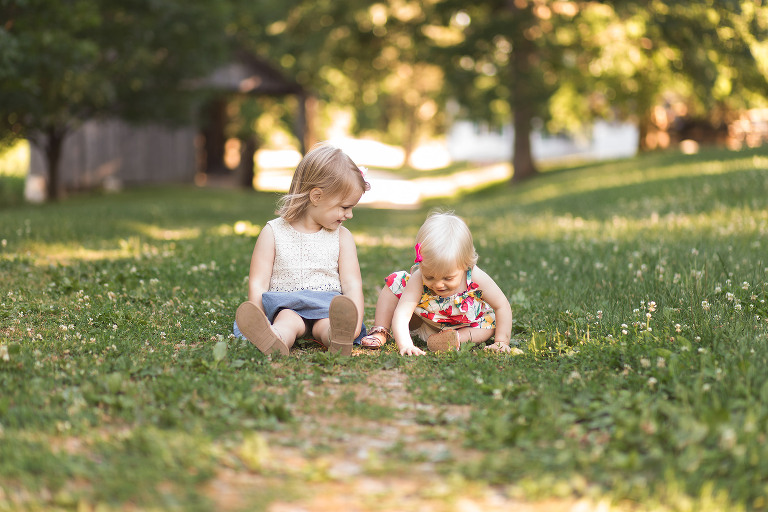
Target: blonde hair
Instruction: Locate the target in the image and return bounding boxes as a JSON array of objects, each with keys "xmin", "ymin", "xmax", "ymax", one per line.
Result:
[
  {"xmin": 277, "ymin": 142, "xmax": 370, "ymax": 222},
  {"xmin": 415, "ymin": 211, "xmax": 478, "ymax": 273}
]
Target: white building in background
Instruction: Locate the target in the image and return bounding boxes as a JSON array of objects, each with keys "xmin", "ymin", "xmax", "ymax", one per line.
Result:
[{"xmin": 446, "ymin": 120, "xmax": 639, "ymax": 163}]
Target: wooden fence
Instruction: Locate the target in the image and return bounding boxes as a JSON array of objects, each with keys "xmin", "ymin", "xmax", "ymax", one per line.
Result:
[{"xmin": 27, "ymin": 119, "xmax": 198, "ymax": 198}]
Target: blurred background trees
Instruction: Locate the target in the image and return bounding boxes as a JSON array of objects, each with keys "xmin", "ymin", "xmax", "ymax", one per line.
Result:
[
  {"xmin": 1, "ymin": 0, "xmax": 767, "ymax": 199},
  {"xmin": 0, "ymin": 0, "xmax": 232, "ymax": 199}
]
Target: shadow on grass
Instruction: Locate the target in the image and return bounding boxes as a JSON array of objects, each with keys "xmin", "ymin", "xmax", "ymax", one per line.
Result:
[{"xmin": 462, "ymin": 145, "xmax": 768, "ymax": 221}]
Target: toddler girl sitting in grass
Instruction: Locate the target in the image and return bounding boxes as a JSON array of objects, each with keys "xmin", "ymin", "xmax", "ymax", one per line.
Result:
[
  {"xmin": 360, "ymin": 211, "xmax": 513, "ymax": 356},
  {"xmin": 234, "ymin": 142, "xmax": 369, "ymax": 356}
]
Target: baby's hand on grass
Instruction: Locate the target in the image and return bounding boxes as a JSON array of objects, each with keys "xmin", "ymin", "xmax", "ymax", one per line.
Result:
[
  {"xmin": 399, "ymin": 344, "xmax": 426, "ymax": 356},
  {"xmin": 484, "ymin": 342, "xmax": 512, "ymax": 353}
]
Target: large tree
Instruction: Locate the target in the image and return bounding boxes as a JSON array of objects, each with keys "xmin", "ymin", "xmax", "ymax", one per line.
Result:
[
  {"xmin": 0, "ymin": 0, "xmax": 231, "ymax": 200},
  {"xmin": 423, "ymin": 0, "xmax": 590, "ymax": 181},
  {"xmin": 422, "ymin": 0, "xmax": 768, "ymax": 183}
]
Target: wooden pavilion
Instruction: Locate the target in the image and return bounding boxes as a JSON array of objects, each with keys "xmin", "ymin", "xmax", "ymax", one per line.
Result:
[{"xmin": 26, "ymin": 52, "xmax": 309, "ymax": 199}]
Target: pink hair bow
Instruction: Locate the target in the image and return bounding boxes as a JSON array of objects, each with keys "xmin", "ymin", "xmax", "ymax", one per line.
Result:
[{"xmin": 414, "ymin": 243, "xmax": 423, "ymax": 263}]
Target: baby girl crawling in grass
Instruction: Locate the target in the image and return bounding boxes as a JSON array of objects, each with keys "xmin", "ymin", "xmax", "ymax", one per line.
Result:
[{"xmin": 361, "ymin": 211, "xmax": 513, "ymax": 356}]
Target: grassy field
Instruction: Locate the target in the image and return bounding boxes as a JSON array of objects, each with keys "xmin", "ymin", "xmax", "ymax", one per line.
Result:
[{"xmin": 1, "ymin": 146, "xmax": 767, "ymax": 511}]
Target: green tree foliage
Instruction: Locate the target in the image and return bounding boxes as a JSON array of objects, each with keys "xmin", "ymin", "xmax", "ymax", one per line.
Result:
[
  {"xmin": 229, "ymin": 0, "xmax": 447, "ymax": 163},
  {"xmin": 421, "ymin": 0, "xmax": 768, "ymax": 182},
  {"xmin": 607, "ymin": 0, "xmax": 768, "ymax": 150},
  {"xmin": 551, "ymin": 1, "xmax": 768, "ymax": 151},
  {"xmin": 0, "ymin": 0, "xmax": 232, "ymax": 200}
]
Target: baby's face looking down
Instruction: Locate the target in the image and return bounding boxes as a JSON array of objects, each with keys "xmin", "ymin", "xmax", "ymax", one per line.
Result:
[{"xmin": 419, "ymin": 262, "xmax": 466, "ymax": 298}]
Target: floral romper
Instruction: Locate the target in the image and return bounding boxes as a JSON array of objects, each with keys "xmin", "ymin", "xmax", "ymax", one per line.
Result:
[{"xmin": 385, "ymin": 267, "xmax": 496, "ymax": 334}]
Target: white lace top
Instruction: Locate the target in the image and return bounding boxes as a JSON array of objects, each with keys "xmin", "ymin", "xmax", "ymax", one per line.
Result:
[{"xmin": 267, "ymin": 217, "xmax": 342, "ymax": 293}]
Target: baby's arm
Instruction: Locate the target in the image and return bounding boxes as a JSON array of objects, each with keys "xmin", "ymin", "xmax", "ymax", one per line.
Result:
[
  {"xmin": 391, "ymin": 271, "xmax": 426, "ymax": 356},
  {"xmin": 247, "ymin": 224, "xmax": 275, "ymax": 310},
  {"xmin": 472, "ymin": 267, "xmax": 513, "ymax": 352},
  {"xmin": 338, "ymin": 227, "xmax": 365, "ymax": 337}
]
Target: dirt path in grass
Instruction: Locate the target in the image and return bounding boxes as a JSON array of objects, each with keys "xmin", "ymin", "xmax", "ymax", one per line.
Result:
[{"xmin": 205, "ymin": 368, "xmax": 595, "ymax": 512}]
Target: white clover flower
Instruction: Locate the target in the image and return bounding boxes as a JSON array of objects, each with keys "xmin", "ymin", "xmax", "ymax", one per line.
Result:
[
  {"xmin": 695, "ymin": 336, "xmax": 701, "ymax": 342},
  {"xmin": 675, "ymin": 324, "xmax": 682, "ymax": 333},
  {"xmin": 596, "ymin": 310, "xmax": 603, "ymax": 320},
  {"xmin": 691, "ymin": 248, "xmax": 699, "ymax": 256},
  {"xmin": 647, "ymin": 377, "xmax": 658, "ymax": 388},
  {"xmin": 742, "ymin": 281, "xmax": 750, "ymax": 290},
  {"xmin": 715, "ymin": 286, "xmax": 722, "ymax": 293},
  {"xmin": 648, "ymin": 301, "xmax": 657, "ymax": 312},
  {"xmin": 640, "ymin": 358, "xmax": 651, "ymax": 368},
  {"xmin": 657, "ymin": 357, "xmax": 666, "ymax": 368},
  {"xmin": 0, "ymin": 345, "xmax": 9, "ymax": 362},
  {"xmin": 702, "ymin": 383, "xmax": 711, "ymax": 391},
  {"xmin": 701, "ymin": 300, "xmax": 710, "ymax": 311},
  {"xmin": 735, "ymin": 303, "xmax": 742, "ymax": 311},
  {"xmin": 726, "ymin": 292, "xmax": 735, "ymax": 301},
  {"xmin": 567, "ymin": 370, "xmax": 581, "ymax": 383},
  {"xmin": 720, "ymin": 428, "xmax": 737, "ymax": 450}
]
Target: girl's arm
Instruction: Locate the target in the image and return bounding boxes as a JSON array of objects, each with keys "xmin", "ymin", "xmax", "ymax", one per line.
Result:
[
  {"xmin": 472, "ymin": 267, "xmax": 513, "ymax": 349},
  {"xmin": 338, "ymin": 226, "xmax": 365, "ymax": 337},
  {"xmin": 247, "ymin": 224, "xmax": 276, "ymax": 309},
  {"xmin": 391, "ymin": 269, "xmax": 426, "ymax": 356}
]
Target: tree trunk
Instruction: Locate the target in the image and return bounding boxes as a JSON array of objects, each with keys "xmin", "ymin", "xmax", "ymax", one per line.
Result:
[
  {"xmin": 402, "ymin": 105, "xmax": 417, "ymax": 168},
  {"xmin": 295, "ymin": 93, "xmax": 317, "ymax": 155},
  {"xmin": 511, "ymin": 103, "xmax": 537, "ymax": 182},
  {"xmin": 635, "ymin": 80, "xmax": 656, "ymax": 152},
  {"xmin": 637, "ymin": 111, "xmax": 653, "ymax": 152},
  {"xmin": 508, "ymin": 1, "xmax": 538, "ymax": 183},
  {"xmin": 239, "ymin": 136, "xmax": 258, "ymax": 189},
  {"xmin": 202, "ymin": 98, "xmax": 228, "ymax": 174},
  {"xmin": 44, "ymin": 126, "xmax": 65, "ymax": 201}
]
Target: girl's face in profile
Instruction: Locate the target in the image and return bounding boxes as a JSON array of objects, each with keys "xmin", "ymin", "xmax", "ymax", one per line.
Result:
[
  {"xmin": 308, "ymin": 186, "xmax": 363, "ymax": 231},
  {"xmin": 419, "ymin": 262, "xmax": 466, "ymax": 298}
]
